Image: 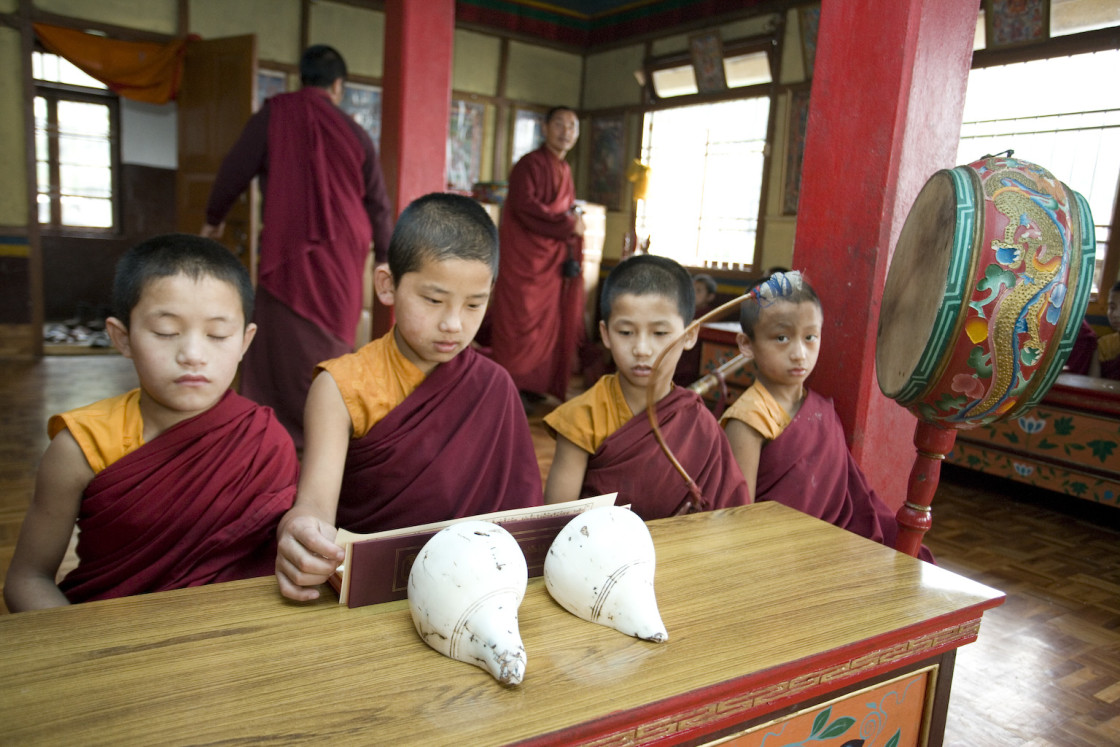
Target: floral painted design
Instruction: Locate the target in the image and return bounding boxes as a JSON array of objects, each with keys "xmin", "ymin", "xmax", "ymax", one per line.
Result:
[
  {"xmin": 953, "ymin": 373, "xmax": 987, "ymax": 400},
  {"xmin": 744, "ymin": 672, "xmax": 925, "ymax": 747},
  {"xmin": 948, "ymin": 403, "xmax": 1120, "ymax": 508}
]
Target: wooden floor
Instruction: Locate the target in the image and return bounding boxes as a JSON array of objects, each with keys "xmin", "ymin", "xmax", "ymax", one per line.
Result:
[{"xmin": 1, "ymin": 355, "xmax": 1118, "ymax": 745}]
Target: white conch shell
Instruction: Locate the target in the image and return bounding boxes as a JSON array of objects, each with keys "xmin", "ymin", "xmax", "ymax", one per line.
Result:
[
  {"xmin": 407, "ymin": 521, "xmax": 528, "ymax": 685},
  {"xmin": 544, "ymin": 506, "xmax": 668, "ymax": 642}
]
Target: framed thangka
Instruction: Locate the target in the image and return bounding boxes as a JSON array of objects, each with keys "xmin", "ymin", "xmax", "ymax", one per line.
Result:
[
  {"xmin": 587, "ymin": 114, "xmax": 625, "ymax": 211},
  {"xmin": 340, "ymin": 82, "xmax": 382, "ymax": 151},
  {"xmin": 985, "ymin": 0, "xmax": 1050, "ymax": 49},
  {"xmin": 689, "ymin": 30, "xmax": 727, "ymax": 94},
  {"xmin": 511, "ymin": 108, "xmax": 546, "ymax": 166},
  {"xmin": 783, "ymin": 88, "xmax": 811, "ymax": 215},
  {"xmin": 447, "ymin": 99, "xmax": 485, "ymax": 191},
  {"xmin": 798, "ymin": 5, "xmax": 821, "ymax": 79},
  {"xmin": 256, "ymin": 69, "xmax": 288, "ymax": 110}
]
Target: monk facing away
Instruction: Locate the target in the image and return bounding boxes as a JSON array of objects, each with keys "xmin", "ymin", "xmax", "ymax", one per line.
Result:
[
  {"xmin": 4, "ymin": 235, "xmax": 299, "ymax": 612},
  {"xmin": 276, "ymin": 193, "xmax": 544, "ymax": 602},
  {"xmin": 720, "ymin": 271, "xmax": 934, "ymax": 562},
  {"xmin": 544, "ymin": 254, "xmax": 751, "ymax": 520}
]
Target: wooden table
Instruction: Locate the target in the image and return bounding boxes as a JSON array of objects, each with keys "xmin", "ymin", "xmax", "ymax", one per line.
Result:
[{"xmin": 0, "ymin": 503, "xmax": 1003, "ymax": 746}]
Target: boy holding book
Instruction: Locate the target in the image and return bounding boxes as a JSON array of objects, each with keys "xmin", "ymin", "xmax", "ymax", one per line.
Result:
[{"xmin": 277, "ymin": 193, "xmax": 543, "ymax": 601}]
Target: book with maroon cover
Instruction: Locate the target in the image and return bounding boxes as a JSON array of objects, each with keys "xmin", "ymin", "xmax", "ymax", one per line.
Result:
[{"xmin": 329, "ymin": 494, "xmax": 617, "ymax": 608}]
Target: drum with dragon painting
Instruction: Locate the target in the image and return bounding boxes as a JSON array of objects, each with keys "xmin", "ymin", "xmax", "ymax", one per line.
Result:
[{"xmin": 876, "ymin": 154, "xmax": 1095, "ymax": 429}]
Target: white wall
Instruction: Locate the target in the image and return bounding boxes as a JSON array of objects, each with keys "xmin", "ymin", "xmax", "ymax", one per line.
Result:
[{"xmin": 120, "ymin": 99, "xmax": 177, "ymax": 169}]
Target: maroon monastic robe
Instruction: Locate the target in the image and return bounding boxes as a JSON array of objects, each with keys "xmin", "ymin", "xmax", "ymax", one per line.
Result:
[
  {"xmin": 59, "ymin": 391, "xmax": 299, "ymax": 603},
  {"xmin": 261, "ymin": 88, "xmax": 376, "ymax": 343},
  {"xmin": 207, "ymin": 86, "xmax": 393, "ymax": 448},
  {"xmin": 581, "ymin": 388, "xmax": 751, "ymax": 521},
  {"xmin": 489, "ymin": 146, "xmax": 584, "ymax": 400},
  {"xmin": 1065, "ymin": 319, "xmax": 1097, "ymax": 375},
  {"xmin": 756, "ymin": 389, "xmax": 935, "ymax": 562},
  {"xmin": 335, "ymin": 346, "xmax": 544, "ymax": 533}
]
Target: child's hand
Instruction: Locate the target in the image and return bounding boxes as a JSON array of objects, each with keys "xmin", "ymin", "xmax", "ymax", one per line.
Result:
[{"xmin": 275, "ymin": 508, "xmax": 345, "ymax": 602}]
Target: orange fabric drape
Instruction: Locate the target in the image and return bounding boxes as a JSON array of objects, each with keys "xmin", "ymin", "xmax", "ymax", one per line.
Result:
[{"xmin": 34, "ymin": 23, "xmax": 189, "ymax": 104}]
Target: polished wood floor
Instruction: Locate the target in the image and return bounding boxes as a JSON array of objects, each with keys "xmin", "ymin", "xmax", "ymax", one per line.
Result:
[{"xmin": 1, "ymin": 355, "xmax": 1118, "ymax": 745}]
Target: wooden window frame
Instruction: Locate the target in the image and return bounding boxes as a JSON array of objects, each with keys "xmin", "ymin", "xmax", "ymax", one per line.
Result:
[{"xmin": 34, "ymin": 80, "xmax": 121, "ymax": 237}]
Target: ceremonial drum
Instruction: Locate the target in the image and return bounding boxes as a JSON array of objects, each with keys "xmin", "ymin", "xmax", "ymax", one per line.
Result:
[{"xmin": 876, "ymin": 154, "xmax": 1096, "ymax": 429}]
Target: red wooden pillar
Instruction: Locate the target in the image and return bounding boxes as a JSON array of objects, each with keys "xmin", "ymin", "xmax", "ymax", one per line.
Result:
[
  {"xmin": 373, "ymin": 0, "xmax": 455, "ymax": 336},
  {"xmin": 792, "ymin": 0, "xmax": 977, "ymax": 509}
]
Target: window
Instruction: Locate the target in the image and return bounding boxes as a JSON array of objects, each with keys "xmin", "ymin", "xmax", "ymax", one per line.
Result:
[
  {"xmin": 33, "ymin": 51, "xmax": 118, "ymax": 231},
  {"xmin": 957, "ymin": 48, "xmax": 1120, "ymax": 297},
  {"xmin": 649, "ymin": 44, "xmax": 772, "ymax": 100},
  {"xmin": 636, "ymin": 97, "xmax": 770, "ymax": 269}
]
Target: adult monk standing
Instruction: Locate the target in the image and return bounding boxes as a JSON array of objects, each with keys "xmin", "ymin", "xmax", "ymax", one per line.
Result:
[
  {"xmin": 202, "ymin": 45, "xmax": 393, "ymax": 448},
  {"xmin": 489, "ymin": 106, "xmax": 585, "ymax": 405}
]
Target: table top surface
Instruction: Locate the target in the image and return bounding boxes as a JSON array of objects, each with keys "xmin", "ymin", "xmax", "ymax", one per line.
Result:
[{"xmin": 0, "ymin": 502, "xmax": 1003, "ymax": 746}]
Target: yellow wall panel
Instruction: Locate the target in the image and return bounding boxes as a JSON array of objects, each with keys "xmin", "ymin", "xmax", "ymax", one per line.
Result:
[
  {"xmin": 453, "ymin": 29, "xmax": 501, "ymax": 96},
  {"xmin": 35, "ymin": 0, "xmax": 178, "ymax": 35},
  {"xmin": 582, "ymin": 45, "xmax": 644, "ymax": 110},
  {"xmin": 189, "ymin": 0, "xmax": 300, "ymax": 65},
  {"xmin": 0, "ymin": 28, "xmax": 27, "ymax": 225},
  {"xmin": 308, "ymin": 1, "xmax": 385, "ymax": 79},
  {"xmin": 505, "ymin": 41, "xmax": 581, "ymax": 106}
]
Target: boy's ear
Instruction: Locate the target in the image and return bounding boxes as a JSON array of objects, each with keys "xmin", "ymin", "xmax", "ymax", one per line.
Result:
[
  {"xmin": 104, "ymin": 317, "xmax": 133, "ymax": 359},
  {"xmin": 735, "ymin": 331, "xmax": 754, "ymax": 360},
  {"xmin": 240, "ymin": 322, "xmax": 258, "ymax": 358},
  {"xmin": 373, "ymin": 264, "xmax": 396, "ymax": 306},
  {"xmin": 598, "ymin": 319, "xmax": 612, "ymax": 350},
  {"xmin": 681, "ymin": 324, "xmax": 700, "ymax": 351}
]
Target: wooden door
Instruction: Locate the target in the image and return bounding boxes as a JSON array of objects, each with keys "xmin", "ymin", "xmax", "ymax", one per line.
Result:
[{"xmin": 176, "ymin": 35, "xmax": 257, "ymax": 277}]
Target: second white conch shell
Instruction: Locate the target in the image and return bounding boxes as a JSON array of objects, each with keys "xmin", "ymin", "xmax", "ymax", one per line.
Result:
[
  {"xmin": 544, "ymin": 506, "xmax": 668, "ymax": 642},
  {"xmin": 407, "ymin": 521, "xmax": 528, "ymax": 685}
]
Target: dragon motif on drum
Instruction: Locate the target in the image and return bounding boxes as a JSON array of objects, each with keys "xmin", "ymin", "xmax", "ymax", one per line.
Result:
[
  {"xmin": 878, "ymin": 154, "xmax": 1094, "ymax": 430},
  {"xmin": 957, "ymin": 158, "xmax": 1071, "ymax": 422}
]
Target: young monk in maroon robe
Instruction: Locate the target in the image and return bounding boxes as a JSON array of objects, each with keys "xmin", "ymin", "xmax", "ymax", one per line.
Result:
[
  {"xmin": 721, "ymin": 272, "xmax": 934, "ymax": 562},
  {"xmin": 1088, "ymin": 281, "xmax": 1120, "ymax": 380},
  {"xmin": 489, "ymin": 106, "xmax": 586, "ymax": 402},
  {"xmin": 276, "ymin": 193, "xmax": 544, "ymax": 602},
  {"xmin": 544, "ymin": 255, "xmax": 750, "ymax": 520},
  {"xmin": 4, "ymin": 235, "xmax": 298, "ymax": 612}
]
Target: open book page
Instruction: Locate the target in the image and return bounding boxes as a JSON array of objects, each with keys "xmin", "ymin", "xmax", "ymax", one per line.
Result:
[{"xmin": 332, "ymin": 493, "xmax": 618, "ymax": 606}]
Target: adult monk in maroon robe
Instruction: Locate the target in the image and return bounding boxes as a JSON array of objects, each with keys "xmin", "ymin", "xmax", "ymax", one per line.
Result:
[
  {"xmin": 489, "ymin": 106, "xmax": 586, "ymax": 404},
  {"xmin": 203, "ymin": 45, "xmax": 393, "ymax": 448}
]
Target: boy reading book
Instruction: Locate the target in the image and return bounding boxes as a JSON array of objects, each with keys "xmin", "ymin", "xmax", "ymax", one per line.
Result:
[
  {"xmin": 4, "ymin": 234, "xmax": 299, "ymax": 611},
  {"xmin": 277, "ymin": 193, "xmax": 544, "ymax": 601},
  {"xmin": 543, "ymin": 254, "xmax": 750, "ymax": 519}
]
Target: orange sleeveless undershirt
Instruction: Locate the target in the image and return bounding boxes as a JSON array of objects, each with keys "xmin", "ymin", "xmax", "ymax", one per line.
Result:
[
  {"xmin": 48, "ymin": 389, "xmax": 144, "ymax": 474},
  {"xmin": 316, "ymin": 329, "xmax": 426, "ymax": 438}
]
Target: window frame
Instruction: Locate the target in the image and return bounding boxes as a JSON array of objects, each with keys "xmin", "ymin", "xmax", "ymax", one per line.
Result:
[
  {"xmin": 642, "ymin": 36, "xmax": 776, "ymax": 103},
  {"xmin": 635, "ymin": 95, "xmax": 771, "ymax": 272},
  {"xmin": 968, "ymin": 25, "xmax": 1120, "ymax": 317},
  {"xmin": 631, "ymin": 32, "xmax": 779, "ymax": 272},
  {"xmin": 33, "ymin": 78, "xmax": 122, "ymax": 237}
]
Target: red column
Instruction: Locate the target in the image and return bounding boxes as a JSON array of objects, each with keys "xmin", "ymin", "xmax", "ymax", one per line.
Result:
[
  {"xmin": 792, "ymin": 0, "xmax": 977, "ymax": 508},
  {"xmin": 374, "ymin": 0, "xmax": 455, "ymax": 335}
]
